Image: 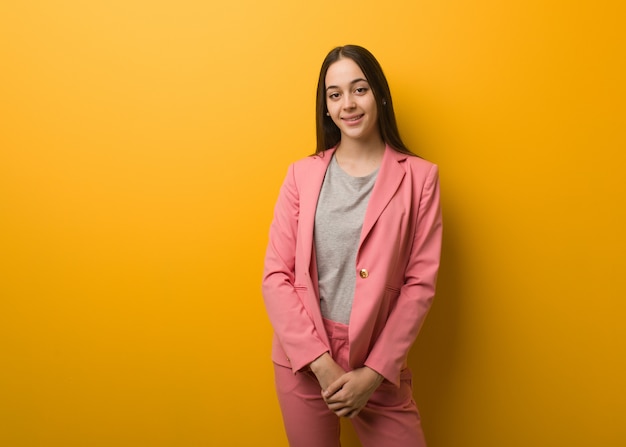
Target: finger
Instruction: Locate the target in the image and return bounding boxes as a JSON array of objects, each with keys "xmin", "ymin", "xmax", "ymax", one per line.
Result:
[
  {"xmin": 327, "ymin": 401, "xmax": 347, "ymax": 412},
  {"xmin": 347, "ymin": 407, "xmax": 363, "ymax": 418},
  {"xmin": 327, "ymin": 401, "xmax": 352, "ymax": 416},
  {"xmin": 334, "ymin": 405, "xmax": 361, "ymax": 419},
  {"xmin": 326, "ymin": 400, "xmax": 353, "ymax": 411},
  {"xmin": 337, "ymin": 406, "xmax": 362, "ymax": 418},
  {"xmin": 324, "ymin": 390, "xmax": 347, "ymax": 406},
  {"xmin": 326, "ymin": 395, "xmax": 351, "ymax": 408},
  {"xmin": 333, "ymin": 407, "xmax": 353, "ymax": 418},
  {"xmin": 323, "ymin": 374, "xmax": 349, "ymax": 398}
]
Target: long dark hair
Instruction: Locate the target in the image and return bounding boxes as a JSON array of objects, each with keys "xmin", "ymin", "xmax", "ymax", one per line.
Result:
[{"xmin": 315, "ymin": 45, "xmax": 414, "ymax": 156}]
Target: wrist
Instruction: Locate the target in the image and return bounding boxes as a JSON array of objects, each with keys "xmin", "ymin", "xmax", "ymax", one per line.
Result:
[
  {"xmin": 365, "ymin": 366, "xmax": 384, "ymax": 386},
  {"xmin": 309, "ymin": 352, "xmax": 331, "ymax": 374}
]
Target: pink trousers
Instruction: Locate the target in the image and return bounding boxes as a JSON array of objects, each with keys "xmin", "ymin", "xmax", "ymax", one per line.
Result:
[{"xmin": 273, "ymin": 319, "xmax": 426, "ymax": 447}]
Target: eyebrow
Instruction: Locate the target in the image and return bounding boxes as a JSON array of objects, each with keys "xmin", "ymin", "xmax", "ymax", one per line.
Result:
[{"xmin": 326, "ymin": 78, "xmax": 368, "ymax": 91}]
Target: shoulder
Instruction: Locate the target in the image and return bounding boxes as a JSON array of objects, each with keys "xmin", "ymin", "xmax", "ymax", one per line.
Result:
[
  {"xmin": 288, "ymin": 148, "xmax": 334, "ymax": 177},
  {"xmin": 385, "ymin": 146, "xmax": 437, "ymax": 172},
  {"xmin": 404, "ymin": 154, "xmax": 437, "ymax": 171},
  {"xmin": 292, "ymin": 149, "xmax": 333, "ymax": 168},
  {"xmin": 392, "ymin": 151, "xmax": 439, "ymax": 180},
  {"xmin": 395, "ymin": 154, "xmax": 440, "ymax": 194},
  {"xmin": 279, "ymin": 148, "xmax": 334, "ymax": 193}
]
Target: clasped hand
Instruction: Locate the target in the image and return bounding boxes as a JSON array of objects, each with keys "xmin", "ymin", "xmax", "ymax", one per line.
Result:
[
  {"xmin": 309, "ymin": 353, "xmax": 383, "ymax": 418},
  {"xmin": 322, "ymin": 367, "xmax": 383, "ymax": 418}
]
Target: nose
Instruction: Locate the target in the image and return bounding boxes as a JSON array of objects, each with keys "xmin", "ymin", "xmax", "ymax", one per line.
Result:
[{"xmin": 342, "ymin": 94, "xmax": 356, "ymax": 109}]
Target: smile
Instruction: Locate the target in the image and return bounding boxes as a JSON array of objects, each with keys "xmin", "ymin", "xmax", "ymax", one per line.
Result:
[{"xmin": 342, "ymin": 114, "xmax": 364, "ymax": 122}]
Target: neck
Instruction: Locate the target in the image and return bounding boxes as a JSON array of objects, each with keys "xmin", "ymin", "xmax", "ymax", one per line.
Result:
[
  {"xmin": 334, "ymin": 137, "xmax": 386, "ymax": 177},
  {"xmin": 335, "ymin": 136, "xmax": 385, "ymax": 160}
]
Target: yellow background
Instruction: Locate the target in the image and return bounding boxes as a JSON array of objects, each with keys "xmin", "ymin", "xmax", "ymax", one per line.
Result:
[{"xmin": 1, "ymin": 0, "xmax": 624, "ymax": 446}]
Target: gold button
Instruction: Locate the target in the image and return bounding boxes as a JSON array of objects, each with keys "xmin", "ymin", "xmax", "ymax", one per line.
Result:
[{"xmin": 359, "ymin": 269, "xmax": 369, "ymax": 278}]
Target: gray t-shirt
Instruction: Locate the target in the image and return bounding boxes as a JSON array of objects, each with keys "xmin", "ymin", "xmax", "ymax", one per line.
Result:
[{"xmin": 314, "ymin": 155, "xmax": 379, "ymax": 324}]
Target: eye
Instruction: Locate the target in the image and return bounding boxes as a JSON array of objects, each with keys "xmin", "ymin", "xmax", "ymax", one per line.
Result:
[
  {"xmin": 355, "ymin": 87, "xmax": 369, "ymax": 95},
  {"xmin": 328, "ymin": 92, "xmax": 340, "ymax": 100}
]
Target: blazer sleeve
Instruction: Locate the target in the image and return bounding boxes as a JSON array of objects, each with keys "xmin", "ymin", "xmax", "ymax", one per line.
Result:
[
  {"xmin": 261, "ymin": 163, "xmax": 329, "ymax": 373},
  {"xmin": 364, "ymin": 164, "xmax": 443, "ymax": 386}
]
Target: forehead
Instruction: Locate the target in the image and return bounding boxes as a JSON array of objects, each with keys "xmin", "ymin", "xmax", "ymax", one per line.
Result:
[{"xmin": 325, "ymin": 58, "xmax": 367, "ymax": 87}]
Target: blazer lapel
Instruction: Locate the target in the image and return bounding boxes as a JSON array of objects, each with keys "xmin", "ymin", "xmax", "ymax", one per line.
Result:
[
  {"xmin": 359, "ymin": 146, "xmax": 407, "ymax": 247},
  {"xmin": 298, "ymin": 148, "xmax": 336, "ymax": 276}
]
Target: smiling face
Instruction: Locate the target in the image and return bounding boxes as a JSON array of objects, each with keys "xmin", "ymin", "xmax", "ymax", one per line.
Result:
[{"xmin": 325, "ymin": 57, "xmax": 381, "ymax": 145}]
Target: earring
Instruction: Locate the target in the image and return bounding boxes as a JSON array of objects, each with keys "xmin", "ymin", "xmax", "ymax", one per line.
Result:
[
  {"xmin": 382, "ymin": 99, "xmax": 387, "ymax": 106},
  {"xmin": 326, "ymin": 112, "xmax": 330, "ymax": 116}
]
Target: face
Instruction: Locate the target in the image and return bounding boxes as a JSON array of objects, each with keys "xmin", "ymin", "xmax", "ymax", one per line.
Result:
[{"xmin": 325, "ymin": 58, "xmax": 380, "ymax": 144}]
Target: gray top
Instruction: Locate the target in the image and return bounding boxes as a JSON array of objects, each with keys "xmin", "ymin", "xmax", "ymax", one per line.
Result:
[{"xmin": 314, "ymin": 155, "xmax": 379, "ymax": 324}]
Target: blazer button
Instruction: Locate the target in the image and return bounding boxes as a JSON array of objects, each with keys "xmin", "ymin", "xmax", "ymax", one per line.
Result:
[{"xmin": 359, "ymin": 269, "xmax": 369, "ymax": 278}]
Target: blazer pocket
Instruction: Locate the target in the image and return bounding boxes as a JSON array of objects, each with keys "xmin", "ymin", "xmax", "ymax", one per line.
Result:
[{"xmin": 294, "ymin": 285, "xmax": 308, "ymax": 296}]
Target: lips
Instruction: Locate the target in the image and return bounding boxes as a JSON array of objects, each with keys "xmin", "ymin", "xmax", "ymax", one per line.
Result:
[{"xmin": 342, "ymin": 114, "xmax": 364, "ymax": 122}]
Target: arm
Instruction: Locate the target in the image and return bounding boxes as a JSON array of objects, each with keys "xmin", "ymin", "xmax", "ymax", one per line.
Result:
[
  {"xmin": 262, "ymin": 163, "xmax": 329, "ymax": 372},
  {"xmin": 364, "ymin": 164, "xmax": 443, "ymax": 386}
]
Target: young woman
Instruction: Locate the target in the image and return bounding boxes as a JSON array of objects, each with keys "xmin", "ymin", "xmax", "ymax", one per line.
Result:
[{"xmin": 262, "ymin": 45, "xmax": 442, "ymax": 447}]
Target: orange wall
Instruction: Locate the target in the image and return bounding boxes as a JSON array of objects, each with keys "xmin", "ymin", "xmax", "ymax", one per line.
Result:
[{"xmin": 1, "ymin": 1, "xmax": 624, "ymax": 446}]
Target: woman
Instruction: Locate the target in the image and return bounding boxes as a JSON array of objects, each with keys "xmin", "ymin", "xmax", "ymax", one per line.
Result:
[{"xmin": 262, "ymin": 45, "xmax": 442, "ymax": 447}]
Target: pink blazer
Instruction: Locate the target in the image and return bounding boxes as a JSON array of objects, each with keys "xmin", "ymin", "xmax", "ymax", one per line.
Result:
[{"xmin": 262, "ymin": 145, "xmax": 442, "ymax": 387}]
